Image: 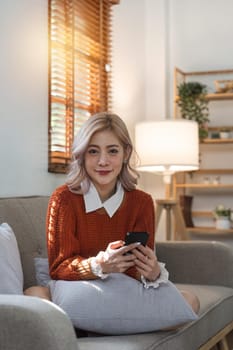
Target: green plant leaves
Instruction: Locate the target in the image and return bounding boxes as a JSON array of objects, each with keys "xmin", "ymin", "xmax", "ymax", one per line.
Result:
[{"xmin": 177, "ymin": 81, "xmax": 210, "ymax": 139}]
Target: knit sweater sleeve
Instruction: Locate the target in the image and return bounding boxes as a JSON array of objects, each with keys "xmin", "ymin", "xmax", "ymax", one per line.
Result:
[{"xmin": 46, "ymin": 186, "xmax": 97, "ymax": 281}]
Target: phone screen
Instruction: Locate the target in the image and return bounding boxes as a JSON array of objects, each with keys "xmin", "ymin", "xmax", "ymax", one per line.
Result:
[{"xmin": 124, "ymin": 231, "xmax": 149, "ymax": 246}]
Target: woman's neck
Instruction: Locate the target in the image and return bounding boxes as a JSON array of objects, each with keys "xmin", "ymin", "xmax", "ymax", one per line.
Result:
[{"xmin": 96, "ymin": 183, "xmax": 117, "ymax": 202}]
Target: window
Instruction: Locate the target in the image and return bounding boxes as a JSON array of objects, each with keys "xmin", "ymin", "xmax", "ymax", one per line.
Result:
[{"xmin": 48, "ymin": 0, "xmax": 119, "ymax": 173}]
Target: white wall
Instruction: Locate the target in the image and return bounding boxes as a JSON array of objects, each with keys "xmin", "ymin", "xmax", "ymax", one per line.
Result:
[
  {"xmin": 144, "ymin": 0, "xmax": 168, "ymax": 121},
  {"xmin": 0, "ymin": 0, "xmax": 64, "ymax": 196},
  {"xmin": 169, "ymin": 0, "xmax": 233, "ymax": 72},
  {"xmin": 112, "ymin": 0, "xmax": 146, "ymax": 134}
]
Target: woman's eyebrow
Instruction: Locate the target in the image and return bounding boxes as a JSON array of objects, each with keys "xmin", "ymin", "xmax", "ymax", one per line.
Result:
[
  {"xmin": 87, "ymin": 144, "xmax": 99, "ymax": 148},
  {"xmin": 107, "ymin": 144, "xmax": 120, "ymax": 148},
  {"xmin": 87, "ymin": 144, "xmax": 120, "ymax": 148}
]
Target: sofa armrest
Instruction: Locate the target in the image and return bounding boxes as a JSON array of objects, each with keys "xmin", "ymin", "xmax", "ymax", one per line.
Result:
[
  {"xmin": 0, "ymin": 295, "xmax": 78, "ymax": 350},
  {"xmin": 156, "ymin": 240, "xmax": 233, "ymax": 288}
]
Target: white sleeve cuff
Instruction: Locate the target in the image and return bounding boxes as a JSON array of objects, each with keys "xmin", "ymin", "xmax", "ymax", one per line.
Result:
[
  {"xmin": 90, "ymin": 254, "xmax": 109, "ymax": 279},
  {"xmin": 141, "ymin": 262, "xmax": 169, "ymax": 289}
]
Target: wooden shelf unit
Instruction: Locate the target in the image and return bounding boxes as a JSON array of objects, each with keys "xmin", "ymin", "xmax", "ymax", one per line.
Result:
[{"xmin": 173, "ymin": 67, "xmax": 233, "ymax": 237}]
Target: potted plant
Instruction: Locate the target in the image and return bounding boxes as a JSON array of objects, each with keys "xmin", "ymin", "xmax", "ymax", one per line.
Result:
[
  {"xmin": 213, "ymin": 204, "xmax": 232, "ymax": 229},
  {"xmin": 177, "ymin": 81, "xmax": 209, "ymax": 140}
]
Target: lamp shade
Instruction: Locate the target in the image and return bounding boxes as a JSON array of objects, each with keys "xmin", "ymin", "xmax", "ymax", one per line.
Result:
[{"xmin": 135, "ymin": 120, "xmax": 199, "ymax": 180}]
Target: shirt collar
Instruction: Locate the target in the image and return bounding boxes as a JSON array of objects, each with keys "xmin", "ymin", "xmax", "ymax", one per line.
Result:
[{"xmin": 84, "ymin": 182, "xmax": 124, "ymax": 218}]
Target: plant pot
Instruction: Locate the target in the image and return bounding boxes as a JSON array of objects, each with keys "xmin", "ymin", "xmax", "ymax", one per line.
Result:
[{"xmin": 215, "ymin": 217, "xmax": 231, "ymax": 230}]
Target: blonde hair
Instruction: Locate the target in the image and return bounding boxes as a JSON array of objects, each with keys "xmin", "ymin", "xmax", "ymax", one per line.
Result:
[{"xmin": 66, "ymin": 112, "xmax": 139, "ymax": 193}]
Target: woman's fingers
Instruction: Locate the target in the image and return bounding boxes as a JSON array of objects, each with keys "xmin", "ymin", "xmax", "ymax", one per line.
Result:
[
  {"xmin": 133, "ymin": 244, "xmax": 154, "ymax": 258},
  {"xmin": 103, "ymin": 255, "xmax": 135, "ymax": 273},
  {"xmin": 102, "ymin": 242, "xmax": 139, "ymax": 273},
  {"xmin": 116, "ymin": 259, "xmax": 136, "ymax": 272},
  {"xmin": 132, "ymin": 245, "xmax": 161, "ymax": 281},
  {"xmin": 103, "ymin": 241, "xmax": 158, "ymax": 274},
  {"xmin": 107, "ymin": 242, "xmax": 140, "ymax": 258}
]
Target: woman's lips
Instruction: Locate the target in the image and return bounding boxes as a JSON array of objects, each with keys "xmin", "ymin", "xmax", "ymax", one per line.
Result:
[{"xmin": 96, "ymin": 170, "xmax": 111, "ymax": 176}]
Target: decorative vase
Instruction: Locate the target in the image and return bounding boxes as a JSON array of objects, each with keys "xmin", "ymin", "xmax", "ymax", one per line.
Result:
[
  {"xmin": 215, "ymin": 217, "xmax": 231, "ymax": 230},
  {"xmin": 179, "ymin": 195, "xmax": 194, "ymax": 227},
  {"xmin": 220, "ymin": 131, "xmax": 230, "ymax": 139}
]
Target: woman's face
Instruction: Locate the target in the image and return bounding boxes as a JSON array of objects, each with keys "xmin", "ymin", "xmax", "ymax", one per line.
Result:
[{"xmin": 84, "ymin": 129, "xmax": 125, "ymax": 199}]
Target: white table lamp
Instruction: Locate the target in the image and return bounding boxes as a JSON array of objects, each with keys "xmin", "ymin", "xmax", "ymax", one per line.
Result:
[
  {"xmin": 135, "ymin": 119, "xmax": 199, "ymax": 240},
  {"xmin": 135, "ymin": 119, "xmax": 199, "ymax": 184}
]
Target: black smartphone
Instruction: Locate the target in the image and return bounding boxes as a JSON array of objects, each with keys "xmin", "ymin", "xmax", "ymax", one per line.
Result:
[{"xmin": 124, "ymin": 231, "xmax": 149, "ymax": 247}]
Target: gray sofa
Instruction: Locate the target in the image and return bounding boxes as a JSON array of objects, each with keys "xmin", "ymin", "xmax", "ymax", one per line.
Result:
[{"xmin": 1, "ymin": 196, "xmax": 233, "ymax": 350}]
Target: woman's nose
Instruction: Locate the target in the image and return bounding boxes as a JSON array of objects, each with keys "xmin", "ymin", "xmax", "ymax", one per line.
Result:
[{"xmin": 98, "ymin": 152, "xmax": 109, "ymax": 165}]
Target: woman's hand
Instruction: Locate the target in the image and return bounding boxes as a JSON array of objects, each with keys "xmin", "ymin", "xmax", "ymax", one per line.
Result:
[
  {"xmin": 98, "ymin": 240, "xmax": 140, "ymax": 274},
  {"xmin": 132, "ymin": 245, "xmax": 161, "ymax": 282}
]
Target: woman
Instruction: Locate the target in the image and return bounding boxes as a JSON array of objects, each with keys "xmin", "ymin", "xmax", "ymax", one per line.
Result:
[{"xmin": 25, "ymin": 112, "xmax": 199, "ymax": 314}]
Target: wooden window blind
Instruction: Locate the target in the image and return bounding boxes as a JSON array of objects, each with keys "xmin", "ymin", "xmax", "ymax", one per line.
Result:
[{"xmin": 48, "ymin": 0, "xmax": 119, "ymax": 173}]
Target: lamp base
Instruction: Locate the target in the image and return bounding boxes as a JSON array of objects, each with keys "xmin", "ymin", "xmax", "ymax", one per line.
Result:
[
  {"xmin": 163, "ymin": 174, "xmax": 172, "ymax": 184},
  {"xmin": 156, "ymin": 199, "xmax": 187, "ymax": 240}
]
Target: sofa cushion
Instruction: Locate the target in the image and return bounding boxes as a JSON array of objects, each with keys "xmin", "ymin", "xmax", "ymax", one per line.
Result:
[
  {"xmin": 0, "ymin": 295, "xmax": 79, "ymax": 350},
  {"xmin": 0, "ymin": 196, "xmax": 49, "ymax": 289},
  {"xmin": 76, "ymin": 283, "xmax": 233, "ymax": 350},
  {"xmin": 49, "ymin": 273, "xmax": 197, "ymax": 335},
  {"xmin": 34, "ymin": 257, "xmax": 50, "ymax": 286},
  {"xmin": 0, "ymin": 223, "xmax": 24, "ymax": 294}
]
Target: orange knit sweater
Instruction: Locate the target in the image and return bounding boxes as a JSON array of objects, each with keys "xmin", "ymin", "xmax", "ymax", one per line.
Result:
[{"xmin": 46, "ymin": 184, "xmax": 155, "ymax": 281}]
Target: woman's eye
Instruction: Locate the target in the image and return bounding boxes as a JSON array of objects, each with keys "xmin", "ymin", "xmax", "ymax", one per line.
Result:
[
  {"xmin": 109, "ymin": 148, "xmax": 119, "ymax": 154},
  {"xmin": 88, "ymin": 148, "xmax": 98, "ymax": 154}
]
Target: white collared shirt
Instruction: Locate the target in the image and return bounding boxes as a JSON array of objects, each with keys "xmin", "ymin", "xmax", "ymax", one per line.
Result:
[
  {"xmin": 84, "ymin": 181, "xmax": 169, "ymax": 288},
  {"xmin": 83, "ymin": 181, "xmax": 124, "ymax": 218}
]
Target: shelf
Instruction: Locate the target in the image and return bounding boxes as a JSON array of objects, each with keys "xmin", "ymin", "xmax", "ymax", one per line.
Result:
[
  {"xmin": 175, "ymin": 183, "xmax": 233, "ymax": 194},
  {"xmin": 175, "ymin": 184, "xmax": 233, "ymax": 189},
  {"xmin": 193, "ymin": 169, "xmax": 233, "ymax": 175},
  {"xmin": 176, "ymin": 68, "xmax": 233, "ymax": 76},
  {"xmin": 187, "ymin": 226, "xmax": 233, "ymax": 235},
  {"xmin": 208, "ymin": 126, "xmax": 233, "ymax": 131},
  {"xmin": 201, "ymin": 138, "xmax": 233, "ymax": 144},
  {"xmin": 175, "ymin": 93, "xmax": 233, "ymax": 103},
  {"xmin": 206, "ymin": 93, "xmax": 233, "ymax": 101}
]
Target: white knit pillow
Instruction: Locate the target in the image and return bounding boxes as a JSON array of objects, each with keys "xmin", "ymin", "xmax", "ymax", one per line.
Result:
[
  {"xmin": 49, "ymin": 273, "xmax": 197, "ymax": 335},
  {"xmin": 0, "ymin": 223, "xmax": 24, "ymax": 294}
]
